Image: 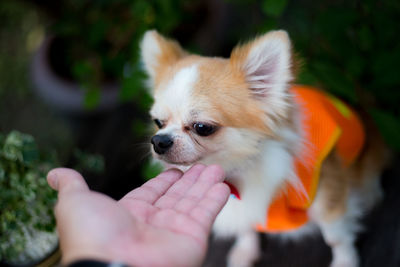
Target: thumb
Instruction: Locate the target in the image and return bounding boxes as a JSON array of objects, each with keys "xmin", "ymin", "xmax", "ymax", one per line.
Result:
[{"xmin": 47, "ymin": 168, "xmax": 89, "ymax": 194}]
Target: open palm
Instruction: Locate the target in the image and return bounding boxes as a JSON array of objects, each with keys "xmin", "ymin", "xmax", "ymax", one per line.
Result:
[{"xmin": 48, "ymin": 165, "xmax": 229, "ymax": 267}]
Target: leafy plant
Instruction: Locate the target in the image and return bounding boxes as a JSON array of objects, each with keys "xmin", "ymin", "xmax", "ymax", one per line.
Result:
[
  {"xmin": 141, "ymin": 159, "xmax": 163, "ymax": 181},
  {"xmin": 0, "ymin": 131, "xmax": 58, "ymax": 263},
  {"xmin": 0, "ymin": 130, "xmax": 105, "ymax": 264},
  {"xmin": 230, "ymin": 0, "xmax": 400, "ymax": 151},
  {"xmin": 49, "ymin": 0, "xmax": 196, "ymax": 110}
]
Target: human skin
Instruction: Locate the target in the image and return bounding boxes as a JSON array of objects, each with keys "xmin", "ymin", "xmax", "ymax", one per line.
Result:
[{"xmin": 47, "ymin": 165, "xmax": 229, "ymax": 267}]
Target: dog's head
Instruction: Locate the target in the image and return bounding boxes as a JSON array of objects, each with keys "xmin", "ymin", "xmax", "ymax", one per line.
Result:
[{"xmin": 140, "ymin": 30, "xmax": 294, "ymax": 167}]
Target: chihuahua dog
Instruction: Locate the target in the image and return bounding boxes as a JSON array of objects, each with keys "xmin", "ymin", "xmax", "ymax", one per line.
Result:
[{"xmin": 141, "ymin": 29, "xmax": 388, "ymax": 267}]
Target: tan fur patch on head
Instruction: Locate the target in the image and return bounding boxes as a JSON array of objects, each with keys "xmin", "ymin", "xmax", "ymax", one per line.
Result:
[
  {"xmin": 151, "ymin": 30, "xmax": 297, "ymax": 137},
  {"xmin": 146, "ymin": 31, "xmax": 188, "ymax": 87},
  {"xmin": 154, "ymin": 40, "xmax": 187, "ymax": 86},
  {"xmin": 229, "ymin": 30, "xmax": 291, "ymax": 74},
  {"xmin": 155, "ymin": 55, "xmax": 202, "ymax": 92},
  {"xmin": 227, "ymin": 31, "xmax": 294, "ymax": 130},
  {"xmin": 190, "ymin": 57, "xmax": 273, "ymax": 136}
]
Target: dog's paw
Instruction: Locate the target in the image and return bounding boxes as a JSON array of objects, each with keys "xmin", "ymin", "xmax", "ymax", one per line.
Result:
[
  {"xmin": 330, "ymin": 246, "xmax": 359, "ymax": 267},
  {"xmin": 227, "ymin": 249, "xmax": 256, "ymax": 267},
  {"xmin": 227, "ymin": 244, "xmax": 259, "ymax": 267},
  {"xmin": 330, "ymin": 259, "xmax": 358, "ymax": 267}
]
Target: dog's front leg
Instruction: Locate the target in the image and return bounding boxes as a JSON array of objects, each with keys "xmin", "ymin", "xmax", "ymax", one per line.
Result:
[
  {"xmin": 223, "ymin": 176, "xmax": 271, "ymax": 267},
  {"xmin": 227, "ymin": 230, "xmax": 260, "ymax": 267}
]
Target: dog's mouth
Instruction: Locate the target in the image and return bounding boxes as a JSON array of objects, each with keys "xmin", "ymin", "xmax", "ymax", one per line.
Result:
[{"xmin": 157, "ymin": 154, "xmax": 203, "ymax": 166}]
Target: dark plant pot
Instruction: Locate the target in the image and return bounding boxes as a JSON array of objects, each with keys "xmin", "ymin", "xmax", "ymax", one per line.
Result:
[
  {"xmin": 34, "ymin": 247, "xmax": 61, "ymax": 267},
  {"xmin": 31, "ymin": 36, "xmax": 119, "ymax": 115}
]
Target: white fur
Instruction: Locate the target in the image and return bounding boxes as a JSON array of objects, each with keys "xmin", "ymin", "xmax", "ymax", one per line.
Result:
[
  {"xmin": 310, "ymin": 200, "xmax": 361, "ymax": 267},
  {"xmin": 142, "ymin": 29, "xmax": 382, "ymax": 267},
  {"xmin": 199, "ymin": 128, "xmax": 265, "ymax": 171},
  {"xmin": 243, "ymin": 31, "xmax": 293, "ymax": 129},
  {"xmin": 210, "ymin": 135, "xmax": 303, "ymax": 267},
  {"xmin": 151, "ymin": 64, "xmax": 198, "ymax": 121},
  {"xmin": 308, "ymin": 173, "xmax": 383, "ymax": 267},
  {"xmin": 227, "ymin": 230, "xmax": 260, "ymax": 267},
  {"xmin": 150, "ymin": 65, "xmax": 202, "ymax": 165},
  {"xmin": 212, "ymin": 138, "xmax": 298, "ymax": 237},
  {"xmin": 140, "ymin": 30, "xmax": 161, "ymax": 83},
  {"xmin": 145, "ymin": 31, "xmax": 306, "ymax": 267}
]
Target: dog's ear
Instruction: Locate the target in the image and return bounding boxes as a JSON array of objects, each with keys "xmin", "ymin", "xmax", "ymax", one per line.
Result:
[
  {"xmin": 230, "ymin": 30, "xmax": 293, "ymax": 119},
  {"xmin": 140, "ymin": 30, "xmax": 186, "ymax": 87}
]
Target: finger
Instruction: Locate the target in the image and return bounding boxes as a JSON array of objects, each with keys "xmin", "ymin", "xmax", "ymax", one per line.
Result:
[
  {"xmin": 173, "ymin": 165, "xmax": 225, "ymax": 213},
  {"xmin": 120, "ymin": 168, "xmax": 183, "ymax": 204},
  {"xmin": 154, "ymin": 164, "xmax": 206, "ymax": 209},
  {"xmin": 149, "ymin": 182, "xmax": 229, "ymax": 247},
  {"xmin": 47, "ymin": 168, "xmax": 89, "ymax": 194},
  {"xmin": 189, "ymin": 182, "xmax": 229, "ymax": 230}
]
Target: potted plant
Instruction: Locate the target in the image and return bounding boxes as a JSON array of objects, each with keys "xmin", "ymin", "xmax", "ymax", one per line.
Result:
[
  {"xmin": 0, "ymin": 130, "xmax": 105, "ymax": 266},
  {"xmin": 0, "ymin": 131, "xmax": 59, "ymax": 266},
  {"xmin": 31, "ymin": 0, "xmax": 200, "ymax": 115}
]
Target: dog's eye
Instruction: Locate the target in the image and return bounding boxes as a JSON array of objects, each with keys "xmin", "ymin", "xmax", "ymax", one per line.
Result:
[
  {"xmin": 154, "ymin": 119, "xmax": 164, "ymax": 129},
  {"xmin": 193, "ymin": 123, "xmax": 217, "ymax": 136}
]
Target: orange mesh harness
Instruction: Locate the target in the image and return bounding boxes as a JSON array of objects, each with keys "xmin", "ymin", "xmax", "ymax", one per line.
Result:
[{"xmin": 226, "ymin": 85, "xmax": 365, "ymax": 233}]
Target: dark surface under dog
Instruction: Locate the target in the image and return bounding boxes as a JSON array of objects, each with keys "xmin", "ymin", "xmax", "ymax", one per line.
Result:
[{"xmin": 204, "ymin": 157, "xmax": 400, "ymax": 267}]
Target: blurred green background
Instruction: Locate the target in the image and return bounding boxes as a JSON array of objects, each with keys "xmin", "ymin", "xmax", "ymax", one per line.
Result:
[
  {"xmin": 1, "ymin": 0, "xmax": 399, "ymax": 264},
  {"xmin": 1, "ymin": 0, "xmax": 399, "ymax": 193}
]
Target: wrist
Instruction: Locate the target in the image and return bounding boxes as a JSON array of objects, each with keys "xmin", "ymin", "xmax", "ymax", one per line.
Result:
[
  {"xmin": 67, "ymin": 259, "xmax": 130, "ymax": 267},
  {"xmin": 61, "ymin": 247, "xmax": 115, "ymax": 266}
]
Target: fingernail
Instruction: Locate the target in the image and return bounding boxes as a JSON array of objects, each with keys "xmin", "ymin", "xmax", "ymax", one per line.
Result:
[
  {"xmin": 47, "ymin": 170, "xmax": 59, "ymax": 190},
  {"xmin": 164, "ymin": 168, "xmax": 183, "ymax": 176}
]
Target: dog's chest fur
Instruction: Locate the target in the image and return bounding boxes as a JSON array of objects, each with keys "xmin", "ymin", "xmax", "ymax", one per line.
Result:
[{"xmin": 211, "ymin": 136, "xmax": 297, "ymax": 236}]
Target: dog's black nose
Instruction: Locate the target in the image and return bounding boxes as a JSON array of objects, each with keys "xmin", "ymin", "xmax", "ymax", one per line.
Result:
[{"xmin": 151, "ymin": 135, "xmax": 174, "ymax": 154}]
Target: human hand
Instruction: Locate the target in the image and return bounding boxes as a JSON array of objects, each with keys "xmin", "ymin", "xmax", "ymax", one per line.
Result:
[{"xmin": 47, "ymin": 164, "xmax": 229, "ymax": 267}]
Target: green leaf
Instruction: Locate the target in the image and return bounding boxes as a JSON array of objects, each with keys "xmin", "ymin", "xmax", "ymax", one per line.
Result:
[
  {"xmin": 2, "ymin": 131, "xmax": 39, "ymax": 165},
  {"xmin": 131, "ymin": 119, "xmax": 150, "ymax": 138},
  {"xmin": 83, "ymin": 87, "xmax": 101, "ymax": 110},
  {"xmin": 72, "ymin": 61, "xmax": 94, "ymax": 81},
  {"xmin": 21, "ymin": 139, "xmax": 39, "ymax": 166},
  {"xmin": 137, "ymin": 91, "xmax": 154, "ymax": 111},
  {"xmin": 296, "ymin": 61, "xmax": 319, "ymax": 85},
  {"xmin": 0, "ymin": 130, "xmax": 59, "ymax": 261},
  {"xmin": 371, "ymin": 49, "xmax": 400, "ymax": 88},
  {"xmin": 262, "ymin": 0, "xmax": 288, "ymax": 17},
  {"xmin": 141, "ymin": 159, "xmax": 163, "ymax": 181},
  {"xmin": 0, "ymin": 168, "xmax": 4, "ymax": 183},
  {"xmin": 3, "ymin": 131, "xmax": 23, "ymax": 161},
  {"xmin": 86, "ymin": 154, "xmax": 104, "ymax": 173},
  {"xmin": 310, "ymin": 61, "xmax": 357, "ymax": 103},
  {"xmin": 258, "ymin": 19, "xmax": 278, "ymax": 32},
  {"xmin": 120, "ymin": 72, "xmax": 145, "ymax": 101},
  {"xmin": 315, "ymin": 8, "xmax": 357, "ymax": 38},
  {"xmin": 73, "ymin": 149, "xmax": 105, "ymax": 173},
  {"xmin": 87, "ymin": 19, "xmax": 108, "ymax": 46},
  {"xmin": 357, "ymin": 25, "xmax": 373, "ymax": 51},
  {"xmin": 370, "ymin": 109, "xmax": 400, "ymax": 151},
  {"xmin": 345, "ymin": 53, "xmax": 365, "ymax": 78}
]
